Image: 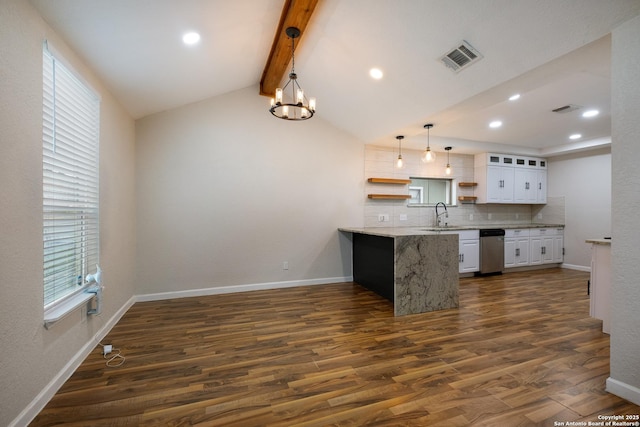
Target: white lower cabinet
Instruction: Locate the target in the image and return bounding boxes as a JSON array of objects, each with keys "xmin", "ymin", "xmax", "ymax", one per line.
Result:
[
  {"xmin": 459, "ymin": 238, "xmax": 480, "ymax": 273},
  {"xmin": 505, "ymin": 228, "xmax": 563, "ymax": 268},
  {"xmin": 441, "ymin": 230, "xmax": 479, "ymax": 273},
  {"xmin": 504, "ymin": 229, "xmax": 530, "ymax": 268},
  {"xmin": 530, "ymin": 228, "xmax": 564, "ymax": 265}
]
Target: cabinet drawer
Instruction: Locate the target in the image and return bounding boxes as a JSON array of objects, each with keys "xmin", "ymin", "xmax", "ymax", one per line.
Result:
[
  {"xmin": 438, "ymin": 230, "xmax": 479, "ymax": 240},
  {"xmin": 530, "ymin": 228, "xmax": 564, "ymax": 236},
  {"xmin": 505, "ymin": 229, "xmax": 530, "ymax": 238}
]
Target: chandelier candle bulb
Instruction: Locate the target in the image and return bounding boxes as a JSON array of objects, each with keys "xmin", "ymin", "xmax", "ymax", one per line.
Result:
[
  {"xmin": 282, "ymin": 105, "xmax": 288, "ymax": 118},
  {"xmin": 297, "ymin": 89, "xmax": 304, "ymax": 104},
  {"xmin": 275, "ymin": 88, "xmax": 283, "ymax": 104},
  {"xmin": 309, "ymin": 97, "xmax": 316, "ymax": 111}
]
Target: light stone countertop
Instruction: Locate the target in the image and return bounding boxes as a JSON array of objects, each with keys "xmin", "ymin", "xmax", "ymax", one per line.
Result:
[
  {"xmin": 339, "ymin": 224, "xmax": 565, "ymax": 238},
  {"xmin": 586, "ymin": 238, "xmax": 612, "ymax": 245}
]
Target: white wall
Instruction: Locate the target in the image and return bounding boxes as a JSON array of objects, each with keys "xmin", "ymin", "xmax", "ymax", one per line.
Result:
[
  {"xmin": 609, "ymin": 14, "xmax": 640, "ymax": 405},
  {"xmin": 547, "ymin": 148, "xmax": 611, "ymax": 269},
  {"xmin": 135, "ymin": 86, "xmax": 364, "ymax": 295},
  {"xmin": 0, "ymin": 1, "xmax": 137, "ymax": 425}
]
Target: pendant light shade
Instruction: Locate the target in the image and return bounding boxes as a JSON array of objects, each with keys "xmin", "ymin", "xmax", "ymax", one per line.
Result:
[
  {"xmin": 396, "ymin": 135, "xmax": 404, "ymax": 169},
  {"xmin": 269, "ymin": 27, "xmax": 316, "ymax": 121},
  {"xmin": 445, "ymin": 146, "xmax": 452, "ymax": 175},
  {"xmin": 422, "ymin": 123, "xmax": 436, "ymax": 163}
]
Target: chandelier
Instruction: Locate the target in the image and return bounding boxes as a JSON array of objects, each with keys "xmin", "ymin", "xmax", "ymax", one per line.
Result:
[{"xmin": 269, "ymin": 27, "xmax": 316, "ymax": 120}]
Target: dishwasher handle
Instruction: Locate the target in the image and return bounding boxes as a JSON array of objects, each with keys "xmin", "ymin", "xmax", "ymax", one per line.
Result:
[{"xmin": 479, "ymin": 229, "xmax": 505, "ymax": 237}]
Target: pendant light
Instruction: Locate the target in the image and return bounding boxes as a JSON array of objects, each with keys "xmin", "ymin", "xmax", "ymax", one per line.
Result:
[
  {"xmin": 422, "ymin": 123, "xmax": 436, "ymax": 163},
  {"xmin": 269, "ymin": 27, "xmax": 316, "ymax": 121},
  {"xmin": 445, "ymin": 146, "xmax": 452, "ymax": 175},
  {"xmin": 396, "ymin": 135, "xmax": 404, "ymax": 169}
]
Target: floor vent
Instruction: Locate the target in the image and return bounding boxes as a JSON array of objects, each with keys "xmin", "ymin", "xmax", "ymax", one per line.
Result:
[
  {"xmin": 440, "ymin": 40, "xmax": 483, "ymax": 73},
  {"xmin": 552, "ymin": 104, "xmax": 582, "ymax": 113}
]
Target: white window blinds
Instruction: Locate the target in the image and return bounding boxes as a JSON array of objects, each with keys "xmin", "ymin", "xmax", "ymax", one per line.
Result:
[{"xmin": 42, "ymin": 45, "xmax": 100, "ymax": 308}]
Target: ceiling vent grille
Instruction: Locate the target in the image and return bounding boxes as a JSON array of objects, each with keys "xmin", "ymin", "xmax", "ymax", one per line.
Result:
[
  {"xmin": 440, "ymin": 40, "xmax": 483, "ymax": 73},
  {"xmin": 551, "ymin": 104, "xmax": 582, "ymax": 113}
]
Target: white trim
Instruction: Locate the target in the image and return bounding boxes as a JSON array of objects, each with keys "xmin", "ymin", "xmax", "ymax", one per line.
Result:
[
  {"xmin": 561, "ymin": 263, "xmax": 591, "ymax": 272},
  {"xmin": 136, "ymin": 276, "xmax": 354, "ymax": 302},
  {"xmin": 606, "ymin": 377, "xmax": 640, "ymax": 406},
  {"xmin": 10, "ymin": 296, "xmax": 136, "ymax": 427},
  {"xmin": 44, "ymin": 291, "xmax": 94, "ymax": 329}
]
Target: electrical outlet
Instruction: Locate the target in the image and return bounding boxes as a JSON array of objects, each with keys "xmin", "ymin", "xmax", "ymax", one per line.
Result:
[
  {"xmin": 469, "ymin": 214, "xmax": 473, "ymax": 221},
  {"xmin": 399, "ymin": 214, "xmax": 407, "ymax": 221},
  {"xmin": 488, "ymin": 213, "xmax": 492, "ymax": 220},
  {"xmin": 516, "ymin": 213, "xmax": 519, "ymax": 219},
  {"xmin": 537, "ymin": 213, "xmax": 543, "ymax": 219},
  {"xmin": 378, "ymin": 214, "xmax": 390, "ymax": 222},
  {"xmin": 283, "ymin": 261, "xmax": 289, "ymax": 270}
]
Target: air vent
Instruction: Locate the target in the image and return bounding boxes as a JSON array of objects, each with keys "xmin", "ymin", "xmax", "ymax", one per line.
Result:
[
  {"xmin": 440, "ymin": 40, "xmax": 483, "ymax": 73},
  {"xmin": 552, "ymin": 104, "xmax": 582, "ymax": 113}
]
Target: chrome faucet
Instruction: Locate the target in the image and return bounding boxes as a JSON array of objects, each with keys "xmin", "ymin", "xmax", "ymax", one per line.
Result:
[{"xmin": 435, "ymin": 202, "xmax": 448, "ymax": 227}]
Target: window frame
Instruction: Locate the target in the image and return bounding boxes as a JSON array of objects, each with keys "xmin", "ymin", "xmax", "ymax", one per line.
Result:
[
  {"xmin": 42, "ymin": 41, "xmax": 101, "ymax": 315},
  {"xmin": 407, "ymin": 177, "xmax": 456, "ymax": 206}
]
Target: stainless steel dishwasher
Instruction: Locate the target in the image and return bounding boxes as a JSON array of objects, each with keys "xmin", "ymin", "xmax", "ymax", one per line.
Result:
[{"xmin": 479, "ymin": 229, "xmax": 505, "ymax": 275}]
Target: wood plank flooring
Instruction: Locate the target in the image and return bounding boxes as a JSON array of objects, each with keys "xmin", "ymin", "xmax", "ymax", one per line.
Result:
[{"xmin": 31, "ymin": 268, "xmax": 639, "ymax": 426}]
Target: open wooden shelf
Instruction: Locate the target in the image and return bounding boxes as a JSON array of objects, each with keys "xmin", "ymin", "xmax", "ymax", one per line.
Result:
[
  {"xmin": 367, "ymin": 178, "xmax": 412, "ymax": 185},
  {"xmin": 458, "ymin": 196, "xmax": 477, "ymax": 202},
  {"xmin": 368, "ymin": 194, "xmax": 411, "ymax": 200},
  {"xmin": 458, "ymin": 182, "xmax": 477, "ymax": 187}
]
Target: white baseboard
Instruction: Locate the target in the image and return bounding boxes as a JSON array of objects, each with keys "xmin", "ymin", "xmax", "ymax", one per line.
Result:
[
  {"xmin": 10, "ymin": 295, "xmax": 136, "ymax": 427},
  {"xmin": 136, "ymin": 276, "xmax": 354, "ymax": 302},
  {"xmin": 606, "ymin": 377, "xmax": 640, "ymax": 406},
  {"xmin": 561, "ymin": 263, "xmax": 591, "ymax": 272}
]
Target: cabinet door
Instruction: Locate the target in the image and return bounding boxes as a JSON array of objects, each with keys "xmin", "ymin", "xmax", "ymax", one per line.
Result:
[
  {"xmin": 504, "ymin": 238, "xmax": 516, "ymax": 268},
  {"xmin": 486, "ymin": 166, "xmax": 504, "ymax": 203},
  {"xmin": 552, "ymin": 235, "xmax": 564, "ymax": 263},
  {"xmin": 530, "ymin": 237, "xmax": 542, "ymax": 265},
  {"xmin": 460, "ymin": 239, "xmax": 479, "ymax": 273},
  {"xmin": 501, "ymin": 167, "xmax": 515, "ymax": 203},
  {"xmin": 514, "ymin": 169, "xmax": 537, "ymax": 203},
  {"xmin": 516, "ymin": 237, "xmax": 530, "ymax": 266},
  {"xmin": 537, "ymin": 170, "xmax": 547, "ymax": 204},
  {"xmin": 542, "ymin": 236, "xmax": 554, "ymax": 263}
]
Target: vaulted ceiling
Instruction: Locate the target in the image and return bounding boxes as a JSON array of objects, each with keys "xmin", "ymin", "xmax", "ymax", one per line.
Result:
[{"xmin": 30, "ymin": 0, "xmax": 640, "ymax": 156}]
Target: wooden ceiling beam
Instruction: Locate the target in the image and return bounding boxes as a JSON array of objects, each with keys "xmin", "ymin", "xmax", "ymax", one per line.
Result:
[{"xmin": 260, "ymin": 0, "xmax": 319, "ymax": 97}]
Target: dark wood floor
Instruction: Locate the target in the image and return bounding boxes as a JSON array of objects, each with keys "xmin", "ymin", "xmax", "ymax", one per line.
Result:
[{"xmin": 32, "ymin": 268, "xmax": 639, "ymax": 426}]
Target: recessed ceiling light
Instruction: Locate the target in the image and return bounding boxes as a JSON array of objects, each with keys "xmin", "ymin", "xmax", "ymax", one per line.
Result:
[
  {"xmin": 369, "ymin": 68, "xmax": 383, "ymax": 80},
  {"xmin": 569, "ymin": 133, "xmax": 582, "ymax": 140},
  {"xmin": 489, "ymin": 120, "xmax": 503, "ymax": 128},
  {"xmin": 508, "ymin": 94, "xmax": 520, "ymax": 101},
  {"xmin": 182, "ymin": 32, "xmax": 201, "ymax": 45},
  {"xmin": 582, "ymin": 109, "xmax": 599, "ymax": 118}
]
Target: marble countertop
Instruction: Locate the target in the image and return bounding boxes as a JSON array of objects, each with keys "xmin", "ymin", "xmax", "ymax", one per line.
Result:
[
  {"xmin": 340, "ymin": 224, "xmax": 565, "ymax": 238},
  {"xmin": 586, "ymin": 238, "xmax": 612, "ymax": 245}
]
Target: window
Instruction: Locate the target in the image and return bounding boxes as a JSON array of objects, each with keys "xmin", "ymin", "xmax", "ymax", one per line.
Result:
[
  {"xmin": 407, "ymin": 177, "xmax": 453, "ymax": 205},
  {"xmin": 42, "ymin": 43, "xmax": 100, "ymax": 309}
]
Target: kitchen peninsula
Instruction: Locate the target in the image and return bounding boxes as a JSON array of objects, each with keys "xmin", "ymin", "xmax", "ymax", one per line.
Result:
[{"xmin": 339, "ymin": 227, "xmax": 459, "ymax": 316}]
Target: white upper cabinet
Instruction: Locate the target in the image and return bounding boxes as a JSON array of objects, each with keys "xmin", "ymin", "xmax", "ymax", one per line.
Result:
[{"xmin": 475, "ymin": 153, "xmax": 547, "ymax": 204}]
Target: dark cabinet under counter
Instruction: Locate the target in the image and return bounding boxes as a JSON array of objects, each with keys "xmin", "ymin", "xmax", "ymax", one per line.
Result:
[{"xmin": 342, "ymin": 228, "xmax": 460, "ymax": 316}]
